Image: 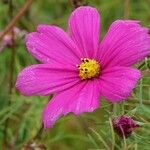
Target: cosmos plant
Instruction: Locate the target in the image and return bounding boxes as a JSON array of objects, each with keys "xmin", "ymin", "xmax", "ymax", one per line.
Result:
[{"xmin": 16, "ymin": 6, "xmax": 150, "ymax": 128}]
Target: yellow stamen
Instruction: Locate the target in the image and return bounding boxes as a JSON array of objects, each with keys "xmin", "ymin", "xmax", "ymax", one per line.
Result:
[{"xmin": 77, "ymin": 58, "xmax": 100, "ymax": 80}]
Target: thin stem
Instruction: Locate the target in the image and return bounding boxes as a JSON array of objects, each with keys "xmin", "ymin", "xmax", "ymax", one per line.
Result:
[
  {"xmin": 113, "ymin": 103, "xmax": 118, "ymax": 116},
  {"xmin": 123, "ymin": 134, "xmax": 127, "ymax": 150},
  {"xmin": 124, "ymin": 0, "xmax": 129, "ymax": 19},
  {"xmin": 9, "ymin": 31, "xmax": 16, "ymax": 95},
  {"xmin": 139, "ymin": 78, "xmax": 143, "ymax": 105},
  {"xmin": 127, "ymin": 98, "xmax": 150, "ymax": 105},
  {"xmin": 33, "ymin": 125, "xmax": 44, "ymax": 140},
  {"xmin": 3, "ymin": 0, "xmax": 15, "ymax": 148},
  {"xmin": 138, "ymin": 61, "xmax": 145, "ymax": 69},
  {"xmin": 109, "ymin": 118, "xmax": 115, "ymax": 150},
  {"xmin": 0, "ymin": 0, "xmax": 32, "ymax": 40}
]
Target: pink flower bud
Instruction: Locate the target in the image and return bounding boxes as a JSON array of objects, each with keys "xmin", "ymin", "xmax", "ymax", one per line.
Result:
[{"xmin": 112, "ymin": 115, "xmax": 139, "ymax": 138}]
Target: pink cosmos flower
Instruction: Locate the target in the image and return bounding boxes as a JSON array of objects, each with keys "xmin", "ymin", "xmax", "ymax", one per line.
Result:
[{"xmin": 16, "ymin": 6, "xmax": 150, "ymax": 128}]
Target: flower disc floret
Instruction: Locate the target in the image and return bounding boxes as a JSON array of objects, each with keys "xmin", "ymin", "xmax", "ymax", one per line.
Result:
[{"xmin": 77, "ymin": 58, "xmax": 100, "ymax": 80}]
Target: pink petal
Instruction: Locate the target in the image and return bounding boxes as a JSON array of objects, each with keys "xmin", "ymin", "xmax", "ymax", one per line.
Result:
[
  {"xmin": 42, "ymin": 80, "xmax": 100, "ymax": 128},
  {"xmin": 26, "ymin": 25, "xmax": 81, "ymax": 65},
  {"xmin": 99, "ymin": 66, "xmax": 141, "ymax": 102},
  {"xmin": 16, "ymin": 63, "xmax": 79, "ymax": 96},
  {"xmin": 68, "ymin": 6, "xmax": 100, "ymax": 58},
  {"xmin": 98, "ymin": 20, "xmax": 150, "ymax": 68}
]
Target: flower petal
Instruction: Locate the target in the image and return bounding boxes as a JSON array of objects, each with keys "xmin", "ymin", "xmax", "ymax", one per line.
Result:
[
  {"xmin": 68, "ymin": 6, "xmax": 100, "ymax": 58},
  {"xmin": 42, "ymin": 80, "xmax": 100, "ymax": 128},
  {"xmin": 99, "ymin": 66, "xmax": 141, "ymax": 102},
  {"xmin": 16, "ymin": 63, "xmax": 79, "ymax": 96},
  {"xmin": 98, "ymin": 20, "xmax": 150, "ymax": 68},
  {"xmin": 26, "ymin": 25, "xmax": 81, "ymax": 65}
]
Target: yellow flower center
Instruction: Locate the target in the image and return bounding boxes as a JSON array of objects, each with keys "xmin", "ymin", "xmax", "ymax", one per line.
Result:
[{"xmin": 77, "ymin": 58, "xmax": 100, "ymax": 80}]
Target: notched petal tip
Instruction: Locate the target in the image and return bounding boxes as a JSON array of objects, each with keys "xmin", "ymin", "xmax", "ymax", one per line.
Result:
[
  {"xmin": 25, "ymin": 32, "xmax": 38, "ymax": 52},
  {"xmin": 72, "ymin": 6, "xmax": 98, "ymax": 12},
  {"xmin": 70, "ymin": 6, "xmax": 100, "ymax": 21},
  {"xmin": 25, "ymin": 32, "xmax": 35, "ymax": 43},
  {"xmin": 41, "ymin": 81, "xmax": 100, "ymax": 128},
  {"xmin": 109, "ymin": 20, "xmax": 141, "ymax": 30},
  {"xmin": 100, "ymin": 67, "xmax": 141, "ymax": 102},
  {"xmin": 42, "ymin": 101, "xmax": 62, "ymax": 129},
  {"xmin": 36, "ymin": 24, "xmax": 58, "ymax": 33},
  {"xmin": 15, "ymin": 66, "xmax": 36, "ymax": 96},
  {"xmin": 42, "ymin": 118, "xmax": 54, "ymax": 129}
]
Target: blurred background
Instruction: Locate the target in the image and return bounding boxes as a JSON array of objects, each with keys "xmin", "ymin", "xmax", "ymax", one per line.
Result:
[{"xmin": 0, "ymin": 0, "xmax": 150, "ymax": 149}]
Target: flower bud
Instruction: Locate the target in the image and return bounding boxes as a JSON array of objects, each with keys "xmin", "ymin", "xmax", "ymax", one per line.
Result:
[{"xmin": 112, "ymin": 115, "xmax": 139, "ymax": 138}]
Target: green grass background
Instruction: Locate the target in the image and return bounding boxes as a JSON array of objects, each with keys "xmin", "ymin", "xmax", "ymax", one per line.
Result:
[{"xmin": 0, "ymin": 0, "xmax": 150, "ymax": 149}]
